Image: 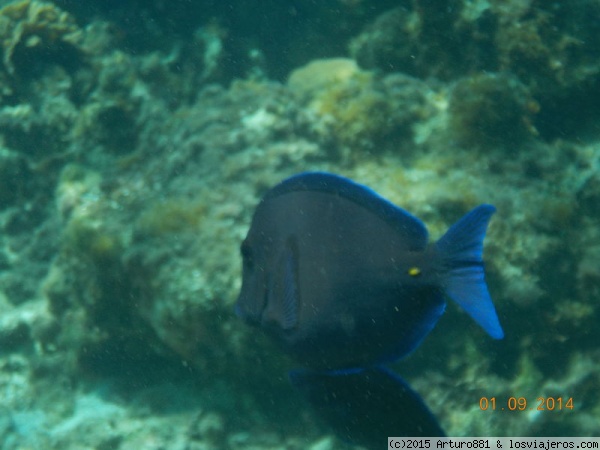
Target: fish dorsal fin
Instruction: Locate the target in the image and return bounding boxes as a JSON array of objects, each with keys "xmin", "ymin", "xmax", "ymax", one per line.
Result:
[
  {"xmin": 265, "ymin": 172, "xmax": 428, "ymax": 250},
  {"xmin": 263, "ymin": 238, "xmax": 299, "ymax": 330},
  {"xmin": 436, "ymin": 205, "xmax": 504, "ymax": 339}
]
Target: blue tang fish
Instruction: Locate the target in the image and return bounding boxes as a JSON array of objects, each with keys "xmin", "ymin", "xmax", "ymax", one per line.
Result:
[{"xmin": 235, "ymin": 172, "xmax": 503, "ymax": 445}]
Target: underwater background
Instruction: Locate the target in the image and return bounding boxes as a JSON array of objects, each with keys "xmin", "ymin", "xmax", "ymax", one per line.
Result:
[{"xmin": 0, "ymin": 0, "xmax": 599, "ymax": 448}]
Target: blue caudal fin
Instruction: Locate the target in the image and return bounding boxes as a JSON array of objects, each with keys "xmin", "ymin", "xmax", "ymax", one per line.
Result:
[
  {"xmin": 436, "ymin": 204, "xmax": 504, "ymax": 339},
  {"xmin": 289, "ymin": 366, "xmax": 445, "ymax": 446}
]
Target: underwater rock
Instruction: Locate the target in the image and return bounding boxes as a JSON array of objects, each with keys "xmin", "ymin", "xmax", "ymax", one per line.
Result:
[
  {"xmin": 288, "ymin": 58, "xmax": 432, "ymax": 153},
  {"xmin": 0, "ymin": 1, "xmax": 84, "ymax": 160},
  {"xmin": 288, "ymin": 58, "xmax": 360, "ymax": 97},
  {"xmin": 492, "ymin": 0, "xmax": 600, "ymax": 138},
  {"xmin": 578, "ymin": 245, "xmax": 600, "ymax": 300},
  {"xmin": 350, "ymin": 4, "xmax": 496, "ymax": 80},
  {"xmin": 448, "ymin": 72, "xmax": 538, "ymax": 148},
  {"xmin": 349, "ymin": 7, "xmax": 422, "ymax": 77},
  {"xmin": 351, "ymin": 1, "xmax": 600, "ymax": 140},
  {"xmin": 42, "ymin": 80, "xmax": 317, "ymax": 415},
  {"xmin": 576, "ymin": 172, "xmax": 600, "ymax": 219},
  {"xmin": 0, "ymin": 0, "xmax": 598, "ymax": 446},
  {"xmin": 0, "ymin": 0, "xmax": 82, "ymax": 78},
  {"xmin": 0, "ymin": 146, "xmax": 29, "ymax": 208}
]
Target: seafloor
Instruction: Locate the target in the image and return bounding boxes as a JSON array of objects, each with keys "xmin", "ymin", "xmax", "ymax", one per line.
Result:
[{"xmin": 0, "ymin": 0, "xmax": 599, "ymax": 448}]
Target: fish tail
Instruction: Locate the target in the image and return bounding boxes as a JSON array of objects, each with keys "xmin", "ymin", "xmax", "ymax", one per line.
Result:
[
  {"xmin": 436, "ymin": 204, "xmax": 504, "ymax": 339},
  {"xmin": 289, "ymin": 366, "xmax": 445, "ymax": 446}
]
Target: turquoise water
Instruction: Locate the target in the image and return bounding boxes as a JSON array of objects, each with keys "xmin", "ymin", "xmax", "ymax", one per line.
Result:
[{"xmin": 0, "ymin": 0, "xmax": 599, "ymax": 448}]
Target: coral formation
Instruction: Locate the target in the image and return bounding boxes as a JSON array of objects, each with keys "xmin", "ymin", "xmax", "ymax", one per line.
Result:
[
  {"xmin": 0, "ymin": 0, "xmax": 599, "ymax": 447},
  {"xmin": 0, "ymin": 0, "xmax": 81, "ymax": 80},
  {"xmin": 0, "ymin": 146, "xmax": 29, "ymax": 207},
  {"xmin": 351, "ymin": 1, "xmax": 600, "ymax": 140},
  {"xmin": 288, "ymin": 58, "xmax": 433, "ymax": 153},
  {"xmin": 448, "ymin": 72, "xmax": 538, "ymax": 147}
]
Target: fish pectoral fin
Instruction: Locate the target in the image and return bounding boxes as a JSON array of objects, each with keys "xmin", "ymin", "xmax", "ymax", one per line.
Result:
[
  {"xmin": 436, "ymin": 204, "xmax": 504, "ymax": 339},
  {"xmin": 263, "ymin": 238, "xmax": 299, "ymax": 330},
  {"xmin": 289, "ymin": 366, "xmax": 445, "ymax": 446}
]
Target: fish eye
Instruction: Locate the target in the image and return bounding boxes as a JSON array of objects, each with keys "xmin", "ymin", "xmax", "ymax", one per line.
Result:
[{"xmin": 407, "ymin": 266, "xmax": 421, "ymax": 277}]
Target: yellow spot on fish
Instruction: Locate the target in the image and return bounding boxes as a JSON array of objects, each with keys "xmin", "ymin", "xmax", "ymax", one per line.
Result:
[{"xmin": 408, "ymin": 267, "xmax": 421, "ymax": 277}]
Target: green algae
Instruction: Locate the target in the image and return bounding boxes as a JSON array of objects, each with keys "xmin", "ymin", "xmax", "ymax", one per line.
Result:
[{"xmin": 136, "ymin": 198, "xmax": 208, "ymax": 237}]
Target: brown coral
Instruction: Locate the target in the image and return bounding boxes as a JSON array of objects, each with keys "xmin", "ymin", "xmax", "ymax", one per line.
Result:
[{"xmin": 0, "ymin": 0, "xmax": 81, "ymax": 76}]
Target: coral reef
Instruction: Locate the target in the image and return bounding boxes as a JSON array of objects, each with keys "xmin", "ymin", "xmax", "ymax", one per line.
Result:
[
  {"xmin": 350, "ymin": 1, "xmax": 600, "ymax": 140},
  {"xmin": 0, "ymin": 0, "xmax": 81, "ymax": 77},
  {"xmin": 288, "ymin": 58, "xmax": 433, "ymax": 153},
  {"xmin": 0, "ymin": 0, "xmax": 599, "ymax": 447},
  {"xmin": 448, "ymin": 72, "xmax": 538, "ymax": 147}
]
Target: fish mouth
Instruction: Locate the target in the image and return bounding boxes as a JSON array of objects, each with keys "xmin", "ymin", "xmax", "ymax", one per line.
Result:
[{"xmin": 234, "ymin": 278, "xmax": 269, "ymax": 326}]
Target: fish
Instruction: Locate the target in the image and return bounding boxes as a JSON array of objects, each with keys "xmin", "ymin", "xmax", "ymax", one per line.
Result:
[{"xmin": 235, "ymin": 172, "xmax": 503, "ymax": 446}]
